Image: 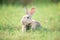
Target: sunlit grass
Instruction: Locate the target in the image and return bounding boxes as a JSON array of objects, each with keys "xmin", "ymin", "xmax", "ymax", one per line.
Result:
[{"xmin": 0, "ymin": 3, "xmax": 60, "ymax": 40}]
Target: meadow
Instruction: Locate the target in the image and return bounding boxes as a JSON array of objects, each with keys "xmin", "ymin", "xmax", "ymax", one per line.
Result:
[{"xmin": 0, "ymin": 2, "xmax": 60, "ymax": 40}]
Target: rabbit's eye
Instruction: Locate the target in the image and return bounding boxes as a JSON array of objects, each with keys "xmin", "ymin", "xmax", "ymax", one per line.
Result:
[{"xmin": 27, "ymin": 17, "xmax": 29, "ymax": 19}]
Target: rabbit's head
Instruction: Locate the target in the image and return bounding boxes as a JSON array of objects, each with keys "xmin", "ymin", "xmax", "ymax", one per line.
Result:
[
  {"xmin": 21, "ymin": 15, "xmax": 32, "ymax": 25},
  {"xmin": 21, "ymin": 7, "xmax": 36, "ymax": 25}
]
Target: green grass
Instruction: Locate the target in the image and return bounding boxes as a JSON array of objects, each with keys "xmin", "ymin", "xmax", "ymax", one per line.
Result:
[{"xmin": 0, "ymin": 3, "xmax": 60, "ymax": 40}]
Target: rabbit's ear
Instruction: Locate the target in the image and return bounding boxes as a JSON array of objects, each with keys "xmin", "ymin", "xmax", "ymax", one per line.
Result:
[
  {"xmin": 29, "ymin": 8, "xmax": 36, "ymax": 15},
  {"xmin": 24, "ymin": 7, "xmax": 29, "ymax": 14}
]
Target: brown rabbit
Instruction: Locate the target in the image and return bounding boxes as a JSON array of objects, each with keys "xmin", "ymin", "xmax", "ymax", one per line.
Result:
[{"xmin": 21, "ymin": 7, "xmax": 41, "ymax": 32}]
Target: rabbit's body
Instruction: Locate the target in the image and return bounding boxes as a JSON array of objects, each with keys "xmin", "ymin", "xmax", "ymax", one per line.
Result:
[
  {"xmin": 21, "ymin": 8, "xmax": 41, "ymax": 32},
  {"xmin": 31, "ymin": 20, "xmax": 41, "ymax": 30},
  {"xmin": 21, "ymin": 16, "xmax": 41, "ymax": 32}
]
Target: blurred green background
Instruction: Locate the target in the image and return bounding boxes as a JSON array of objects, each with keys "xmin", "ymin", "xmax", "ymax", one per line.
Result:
[{"xmin": 0, "ymin": 0, "xmax": 60, "ymax": 40}]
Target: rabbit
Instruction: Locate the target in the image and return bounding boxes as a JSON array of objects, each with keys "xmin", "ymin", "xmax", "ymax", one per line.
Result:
[{"xmin": 21, "ymin": 7, "xmax": 41, "ymax": 32}]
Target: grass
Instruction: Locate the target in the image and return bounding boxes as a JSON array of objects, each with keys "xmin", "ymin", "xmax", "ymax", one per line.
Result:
[{"xmin": 0, "ymin": 3, "xmax": 60, "ymax": 40}]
